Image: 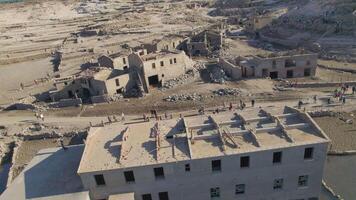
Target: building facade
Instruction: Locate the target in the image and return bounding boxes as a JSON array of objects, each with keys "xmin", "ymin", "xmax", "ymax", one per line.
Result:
[
  {"xmin": 78, "ymin": 106, "xmax": 330, "ymax": 200},
  {"xmin": 219, "ymin": 52, "xmax": 318, "ymax": 80},
  {"xmin": 128, "ymin": 50, "xmax": 194, "ymax": 93}
]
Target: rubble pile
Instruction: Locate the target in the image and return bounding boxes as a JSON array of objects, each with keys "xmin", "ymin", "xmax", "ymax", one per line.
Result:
[
  {"xmin": 161, "ymin": 70, "xmax": 197, "ymax": 90},
  {"xmin": 163, "ymin": 93, "xmax": 203, "ymax": 102},
  {"xmin": 209, "ymin": 67, "xmax": 230, "ymax": 84},
  {"xmin": 212, "ymin": 88, "xmax": 240, "ymax": 96}
]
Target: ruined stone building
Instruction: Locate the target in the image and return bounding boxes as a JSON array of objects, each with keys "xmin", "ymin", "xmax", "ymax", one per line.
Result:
[
  {"xmin": 186, "ymin": 29, "xmax": 224, "ymax": 56},
  {"xmin": 143, "ymin": 35, "xmax": 186, "ymax": 54},
  {"xmin": 219, "ymin": 52, "xmax": 318, "ymax": 80},
  {"xmin": 50, "ymin": 48, "xmax": 194, "ymax": 103},
  {"xmin": 50, "ymin": 67, "xmax": 134, "ymax": 102},
  {"xmin": 98, "ymin": 52, "xmax": 130, "ymax": 70},
  {"xmin": 129, "ymin": 50, "xmax": 194, "ymax": 93},
  {"xmin": 245, "ymin": 14, "xmax": 275, "ymax": 33}
]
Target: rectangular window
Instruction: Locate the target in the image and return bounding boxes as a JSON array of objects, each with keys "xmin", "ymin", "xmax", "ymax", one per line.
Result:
[
  {"xmin": 304, "ymin": 147, "xmax": 314, "ymax": 160},
  {"xmin": 173, "ymin": 42, "xmax": 175, "ymax": 48},
  {"xmin": 94, "ymin": 174, "xmax": 106, "ymax": 186},
  {"xmin": 240, "ymin": 156, "xmax": 249, "ymax": 168},
  {"xmin": 298, "ymin": 175, "xmax": 309, "ymax": 187},
  {"xmin": 273, "ymin": 178, "xmax": 283, "ymax": 190},
  {"xmin": 123, "ymin": 57, "xmax": 126, "ymax": 64},
  {"xmin": 173, "ymin": 58, "xmax": 177, "ymax": 63},
  {"xmin": 124, "ymin": 171, "xmax": 135, "ymax": 183},
  {"xmin": 159, "ymin": 192, "xmax": 169, "ymax": 200},
  {"xmin": 210, "ymin": 187, "xmax": 220, "ymax": 198},
  {"xmin": 273, "ymin": 151, "xmax": 282, "ymax": 164},
  {"xmin": 185, "ymin": 164, "xmax": 190, "ymax": 172},
  {"xmin": 115, "ymin": 78, "xmax": 120, "ymax": 86},
  {"xmin": 152, "ymin": 63, "xmax": 156, "ymax": 69},
  {"xmin": 154, "ymin": 167, "xmax": 165, "ymax": 179},
  {"xmin": 235, "ymin": 184, "xmax": 245, "ymax": 194},
  {"xmin": 170, "ymin": 59, "xmax": 173, "ymax": 64},
  {"xmin": 142, "ymin": 194, "xmax": 152, "ymax": 200},
  {"xmin": 212, "ymin": 160, "xmax": 221, "ymax": 172},
  {"xmin": 160, "ymin": 61, "xmax": 164, "ymax": 67}
]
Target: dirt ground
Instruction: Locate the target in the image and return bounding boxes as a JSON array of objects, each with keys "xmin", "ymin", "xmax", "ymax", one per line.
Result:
[{"xmin": 314, "ymin": 112, "xmax": 356, "ymax": 151}]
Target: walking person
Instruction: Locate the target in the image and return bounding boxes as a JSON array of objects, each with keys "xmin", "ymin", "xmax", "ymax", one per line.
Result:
[{"xmin": 121, "ymin": 112, "xmax": 125, "ymax": 121}]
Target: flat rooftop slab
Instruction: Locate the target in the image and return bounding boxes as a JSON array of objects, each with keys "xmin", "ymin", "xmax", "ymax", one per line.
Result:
[
  {"xmin": 78, "ymin": 106, "xmax": 330, "ymax": 173},
  {"xmin": 0, "ymin": 145, "xmax": 89, "ymax": 200}
]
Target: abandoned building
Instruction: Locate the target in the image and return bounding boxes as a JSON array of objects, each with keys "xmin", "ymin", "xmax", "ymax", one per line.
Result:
[
  {"xmin": 98, "ymin": 51, "xmax": 130, "ymax": 70},
  {"xmin": 219, "ymin": 52, "xmax": 318, "ymax": 80},
  {"xmin": 78, "ymin": 106, "xmax": 329, "ymax": 200},
  {"xmin": 129, "ymin": 50, "xmax": 194, "ymax": 93},
  {"xmin": 186, "ymin": 29, "xmax": 224, "ymax": 56},
  {"xmin": 142, "ymin": 35, "xmax": 186, "ymax": 54},
  {"xmin": 50, "ymin": 48, "xmax": 194, "ymax": 103},
  {"xmin": 0, "ymin": 106, "xmax": 330, "ymax": 200},
  {"xmin": 50, "ymin": 67, "xmax": 134, "ymax": 102},
  {"xmin": 245, "ymin": 14, "xmax": 275, "ymax": 33}
]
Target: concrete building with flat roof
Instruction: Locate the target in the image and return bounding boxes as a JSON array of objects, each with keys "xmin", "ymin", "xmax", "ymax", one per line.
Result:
[{"xmin": 77, "ymin": 106, "xmax": 330, "ymax": 200}]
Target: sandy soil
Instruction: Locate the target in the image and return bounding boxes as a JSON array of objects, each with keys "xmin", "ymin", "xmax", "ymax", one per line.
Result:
[{"xmin": 314, "ymin": 112, "xmax": 356, "ymax": 151}]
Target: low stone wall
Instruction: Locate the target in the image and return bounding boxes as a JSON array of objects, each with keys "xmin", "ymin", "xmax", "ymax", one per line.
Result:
[
  {"xmin": 91, "ymin": 95, "xmax": 109, "ymax": 104},
  {"xmin": 50, "ymin": 98, "xmax": 82, "ymax": 108},
  {"xmin": 294, "ymin": 81, "xmax": 356, "ymax": 88},
  {"xmin": 308, "ymin": 110, "xmax": 336, "ymax": 117},
  {"xmin": 328, "ymin": 150, "xmax": 356, "ymax": 156},
  {"xmin": 13, "ymin": 130, "xmax": 87, "ymax": 141},
  {"xmin": 259, "ymin": 33, "xmax": 299, "ymax": 48}
]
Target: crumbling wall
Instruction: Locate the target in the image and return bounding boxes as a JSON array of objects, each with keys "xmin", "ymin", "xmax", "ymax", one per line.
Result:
[{"xmin": 218, "ymin": 58, "xmax": 242, "ymax": 80}]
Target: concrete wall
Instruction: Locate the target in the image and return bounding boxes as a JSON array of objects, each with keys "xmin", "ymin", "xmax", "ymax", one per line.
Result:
[
  {"xmin": 79, "ymin": 142, "xmax": 328, "ymax": 200},
  {"xmin": 219, "ymin": 58, "xmax": 242, "ymax": 80}
]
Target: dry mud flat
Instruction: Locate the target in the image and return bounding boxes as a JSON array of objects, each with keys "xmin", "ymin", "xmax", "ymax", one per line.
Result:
[{"xmin": 314, "ymin": 111, "xmax": 356, "ymax": 151}]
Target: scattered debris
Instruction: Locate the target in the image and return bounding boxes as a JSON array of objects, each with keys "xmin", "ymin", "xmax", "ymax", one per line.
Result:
[
  {"xmin": 163, "ymin": 93, "xmax": 203, "ymax": 102},
  {"xmin": 212, "ymin": 88, "xmax": 240, "ymax": 96}
]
